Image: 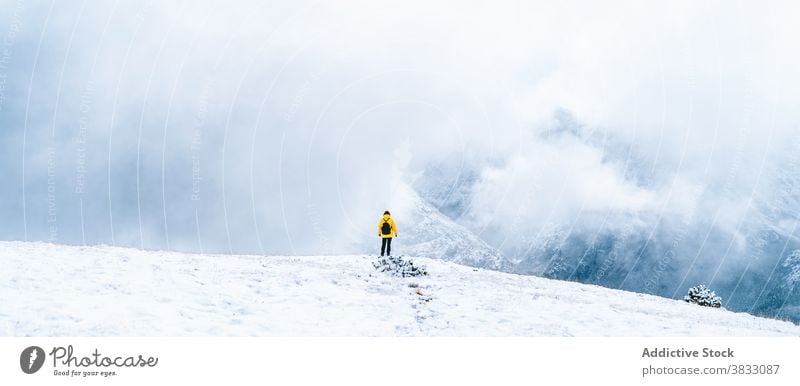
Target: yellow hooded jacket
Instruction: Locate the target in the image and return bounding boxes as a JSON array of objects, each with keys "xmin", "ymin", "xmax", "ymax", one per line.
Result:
[{"xmin": 378, "ymin": 214, "xmax": 398, "ymax": 239}]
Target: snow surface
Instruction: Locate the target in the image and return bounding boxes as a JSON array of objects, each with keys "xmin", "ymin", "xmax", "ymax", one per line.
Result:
[{"xmin": 1, "ymin": 241, "xmax": 799, "ymax": 336}]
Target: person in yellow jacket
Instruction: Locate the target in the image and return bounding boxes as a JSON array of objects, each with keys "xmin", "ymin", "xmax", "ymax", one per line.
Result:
[{"xmin": 378, "ymin": 210, "xmax": 398, "ymax": 256}]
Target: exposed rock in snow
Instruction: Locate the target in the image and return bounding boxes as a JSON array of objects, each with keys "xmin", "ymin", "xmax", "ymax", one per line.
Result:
[{"xmin": 372, "ymin": 255, "xmax": 427, "ymax": 277}]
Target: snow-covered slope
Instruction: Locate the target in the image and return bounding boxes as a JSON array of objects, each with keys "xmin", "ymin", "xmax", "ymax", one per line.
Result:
[{"xmin": 1, "ymin": 241, "xmax": 798, "ymax": 336}]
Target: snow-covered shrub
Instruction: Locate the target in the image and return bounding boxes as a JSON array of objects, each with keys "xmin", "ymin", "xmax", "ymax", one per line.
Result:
[
  {"xmin": 372, "ymin": 255, "xmax": 427, "ymax": 277},
  {"xmin": 684, "ymin": 285, "xmax": 722, "ymax": 308}
]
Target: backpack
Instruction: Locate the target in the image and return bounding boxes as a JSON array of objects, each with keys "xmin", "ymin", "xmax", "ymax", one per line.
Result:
[{"xmin": 381, "ymin": 219, "xmax": 392, "ymax": 235}]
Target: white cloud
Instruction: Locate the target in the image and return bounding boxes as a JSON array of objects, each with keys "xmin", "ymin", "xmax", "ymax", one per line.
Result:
[{"xmin": 3, "ymin": 0, "xmax": 800, "ymax": 262}]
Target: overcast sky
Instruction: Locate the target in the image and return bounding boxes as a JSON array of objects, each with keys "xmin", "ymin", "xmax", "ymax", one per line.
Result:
[{"xmin": 1, "ymin": 0, "xmax": 799, "ymax": 268}]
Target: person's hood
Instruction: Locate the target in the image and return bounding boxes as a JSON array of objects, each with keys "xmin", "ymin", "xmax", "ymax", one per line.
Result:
[{"xmin": 382, "ymin": 214, "xmax": 391, "ymax": 220}]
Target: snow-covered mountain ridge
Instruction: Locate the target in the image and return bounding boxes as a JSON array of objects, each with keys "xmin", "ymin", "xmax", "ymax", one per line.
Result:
[
  {"xmin": 1, "ymin": 241, "xmax": 798, "ymax": 336},
  {"xmin": 354, "ymin": 183, "xmax": 507, "ymax": 271}
]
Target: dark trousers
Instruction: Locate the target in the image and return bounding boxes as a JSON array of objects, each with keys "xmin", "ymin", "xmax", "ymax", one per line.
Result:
[{"xmin": 381, "ymin": 237, "xmax": 392, "ymax": 256}]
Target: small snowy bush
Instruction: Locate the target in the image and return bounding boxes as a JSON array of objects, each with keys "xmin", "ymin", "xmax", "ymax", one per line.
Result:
[
  {"xmin": 684, "ymin": 285, "xmax": 722, "ymax": 308},
  {"xmin": 372, "ymin": 255, "xmax": 427, "ymax": 277}
]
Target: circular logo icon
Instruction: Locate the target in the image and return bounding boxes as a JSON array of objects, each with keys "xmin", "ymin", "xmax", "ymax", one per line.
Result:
[{"xmin": 20, "ymin": 346, "xmax": 46, "ymax": 374}]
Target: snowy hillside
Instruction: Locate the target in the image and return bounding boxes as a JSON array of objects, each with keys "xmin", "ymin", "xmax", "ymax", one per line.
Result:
[{"xmin": 2, "ymin": 241, "xmax": 798, "ymax": 336}]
